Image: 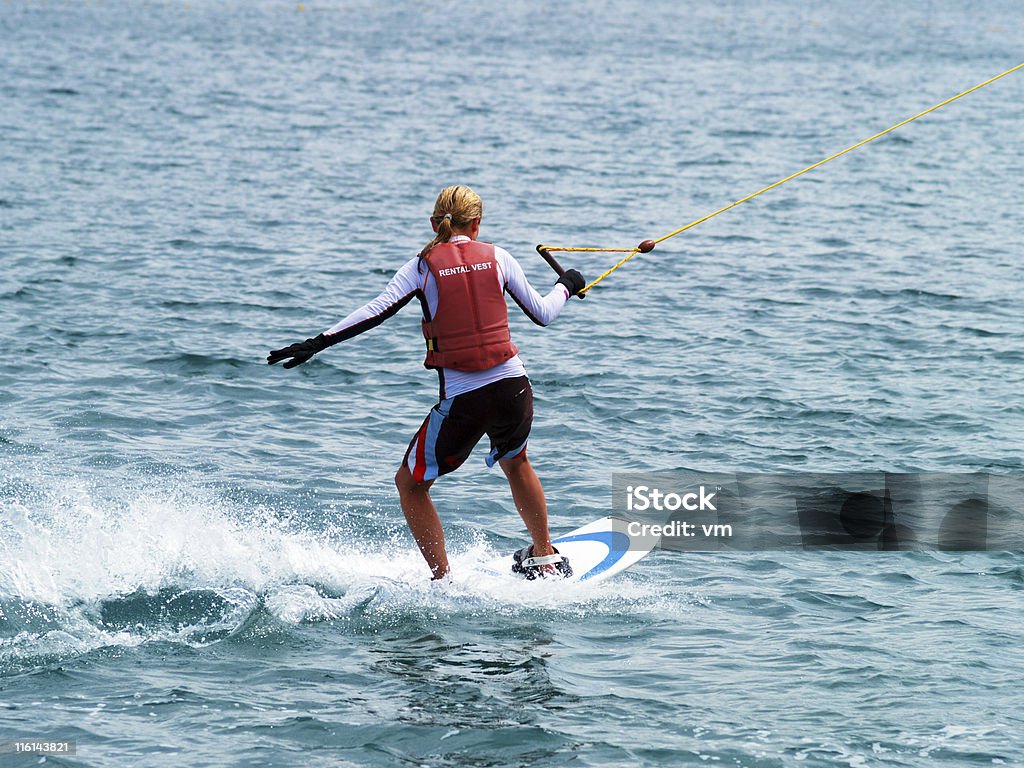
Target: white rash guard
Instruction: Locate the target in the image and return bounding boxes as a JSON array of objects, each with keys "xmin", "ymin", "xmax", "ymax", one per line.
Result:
[{"xmin": 322, "ymin": 235, "xmax": 570, "ymax": 399}]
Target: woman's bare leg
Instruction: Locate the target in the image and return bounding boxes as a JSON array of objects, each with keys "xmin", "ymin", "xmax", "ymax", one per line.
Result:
[
  {"xmin": 395, "ymin": 465, "xmax": 449, "ymax": 579},
  {"xmin": 499, "ymin": 450, "xmax": 555, "ymax": 557}
]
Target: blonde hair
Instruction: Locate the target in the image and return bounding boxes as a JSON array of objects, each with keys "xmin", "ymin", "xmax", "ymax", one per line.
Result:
[{"xmin": 418, "ymin": 185, "xmax": 484, "ymax": 261}]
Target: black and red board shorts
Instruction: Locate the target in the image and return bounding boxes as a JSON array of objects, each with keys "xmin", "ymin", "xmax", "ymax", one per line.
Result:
[{"xmin": 403, "ymin": 375, "xmax": 533, "ymax": 483}]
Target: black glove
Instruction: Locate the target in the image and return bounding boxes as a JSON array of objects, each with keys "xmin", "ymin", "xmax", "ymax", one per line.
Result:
[
  {"xmin": 556, "ymin": 269, "xmax": 586, "ymax": 297},
  {"xmin": 267, "ymin": 333, "xmax": 331, "ymax": 369}
]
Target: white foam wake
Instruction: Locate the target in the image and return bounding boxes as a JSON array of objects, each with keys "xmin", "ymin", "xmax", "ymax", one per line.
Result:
[{"xmin": 0, "ymin": 468, "xmax": 694, "ymax": 671}]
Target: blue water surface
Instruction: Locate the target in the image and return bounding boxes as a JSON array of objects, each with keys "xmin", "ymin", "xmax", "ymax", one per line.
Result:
[{"xmin": 1, "ymin": 1, "xmax": 1023, "ymax": 766}]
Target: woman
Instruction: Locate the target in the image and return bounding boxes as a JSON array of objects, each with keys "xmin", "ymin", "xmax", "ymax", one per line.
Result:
[{"xmin": 268, "ymin": 186, "xmax": 585, "ymax": 581}]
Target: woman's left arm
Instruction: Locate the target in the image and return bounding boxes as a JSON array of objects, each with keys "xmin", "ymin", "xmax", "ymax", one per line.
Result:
[{"xmin": 498, "ymin": 248, "xmax": 569, "ymax": 327}]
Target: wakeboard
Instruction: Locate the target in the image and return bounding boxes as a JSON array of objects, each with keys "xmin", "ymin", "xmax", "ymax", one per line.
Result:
[{"xmin": 489, "ymin": 515, "xmax": 656, "ymax": 583}]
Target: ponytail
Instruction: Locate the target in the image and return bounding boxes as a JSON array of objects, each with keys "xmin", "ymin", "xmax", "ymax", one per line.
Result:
[{"xmin": 418, "ymin": 213, "xmax": 454, "ymax": 261}]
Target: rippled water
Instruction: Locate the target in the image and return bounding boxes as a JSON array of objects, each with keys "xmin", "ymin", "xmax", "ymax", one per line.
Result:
[{"xmin": 2, "ymin": 1, "xmax": 1023, "ymax": 766}]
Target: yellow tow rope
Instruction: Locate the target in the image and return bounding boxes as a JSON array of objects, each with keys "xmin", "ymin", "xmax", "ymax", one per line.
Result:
[{"xmin": 539, "ymin": 62, "xmax": 1024, "ymax": 296}]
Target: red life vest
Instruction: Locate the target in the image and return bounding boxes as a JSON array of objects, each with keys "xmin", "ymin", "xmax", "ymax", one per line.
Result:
[{"xmin": 421, "ymin": 240, "xmax": 518, "ymax": 371}]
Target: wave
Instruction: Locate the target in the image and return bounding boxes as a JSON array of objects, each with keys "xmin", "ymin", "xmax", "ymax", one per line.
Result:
[{"xmin": 0, "ymin": 469, "xmax": 696, "ymax": 676}]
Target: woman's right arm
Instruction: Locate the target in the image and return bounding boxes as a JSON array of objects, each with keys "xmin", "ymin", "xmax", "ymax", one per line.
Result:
[
  {"xmin": 322, "ymin": 257, "xmax": 423, "ymax": 342},
  {"xmin": 267, "ymin": 257, "xmax": 422, "ymax": 369}
]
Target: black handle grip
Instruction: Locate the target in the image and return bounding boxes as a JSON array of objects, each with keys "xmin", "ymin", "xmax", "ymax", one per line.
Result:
[
  {"xmin": 536, "ymin": 245, "xmax": 585, "ymax": 300},
  {"xmin": 536, "ymin": 245, "xmax": 565, "ymax": 276}
]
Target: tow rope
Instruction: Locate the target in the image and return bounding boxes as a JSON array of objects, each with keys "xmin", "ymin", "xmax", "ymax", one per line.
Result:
[{"xmin": 537, "ymin": 62, "xmax": 1024, "ymax": 295}]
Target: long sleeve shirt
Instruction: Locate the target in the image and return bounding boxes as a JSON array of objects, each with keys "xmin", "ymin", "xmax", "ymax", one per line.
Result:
[{"xmin": 323, "ymin": 235, "xmax": 569, "ymax": 399}]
